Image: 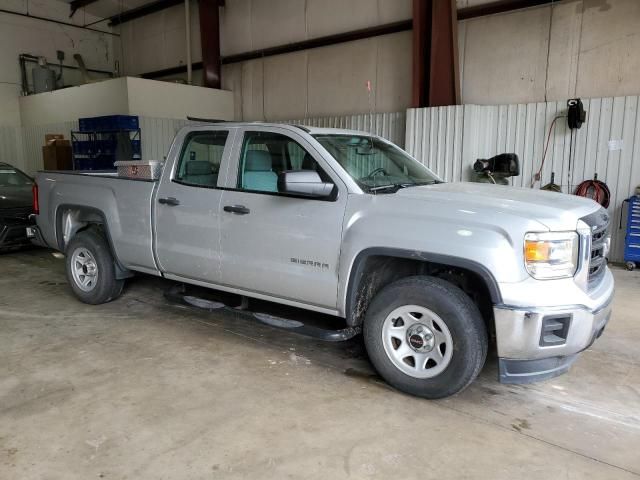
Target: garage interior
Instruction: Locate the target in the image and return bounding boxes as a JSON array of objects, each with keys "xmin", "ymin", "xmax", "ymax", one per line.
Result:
[{"xmin": 1, "ymin": 0, "xmax": 640, "ymax": 478}]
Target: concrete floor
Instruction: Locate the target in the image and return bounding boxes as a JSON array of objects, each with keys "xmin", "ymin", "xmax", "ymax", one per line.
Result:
[{"xmin": 1, "ymin": 249, "xmax": 639, "ymax": 480}]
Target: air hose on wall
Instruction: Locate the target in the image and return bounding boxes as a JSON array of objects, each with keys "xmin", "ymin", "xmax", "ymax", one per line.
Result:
[{"xmin": 575, "ymin": 174, "xmax": 611, "ymax": 208}]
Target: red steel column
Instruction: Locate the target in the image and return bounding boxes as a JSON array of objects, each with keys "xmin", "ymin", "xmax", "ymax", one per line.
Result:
[
  {"xmin": 199, "ymin": 0, "xmax": 222, "ymax": 89},
  {"xmin": 412, "ymin": 0, "xmax": 431, "ymax": 108},
  {"xmin": 428, "ymin": 0, "xmax": 459, "ymax": 106},
  {"xmin": 412, "ymin": 0, "xmax": 460, "ymax": 107}
]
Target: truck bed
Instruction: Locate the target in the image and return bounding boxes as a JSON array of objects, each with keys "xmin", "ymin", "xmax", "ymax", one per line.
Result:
[{"xmin": 35, "ymin": 170, "xmax": 160, "ymax": 274}]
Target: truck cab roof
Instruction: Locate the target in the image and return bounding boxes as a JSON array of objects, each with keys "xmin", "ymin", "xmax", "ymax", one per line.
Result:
[{"xmin": 187, "ymin": 121, "xmax": 374, "ymax": 138}]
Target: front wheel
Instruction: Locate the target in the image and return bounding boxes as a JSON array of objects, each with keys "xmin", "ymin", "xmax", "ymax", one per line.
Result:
[
  {"xmin": 363, "ymin": 276, "xmax": 488, "ymax": 399},
  {"xmin": 65, "ymin": 229, "xmax": 124, "ymax": 304}
]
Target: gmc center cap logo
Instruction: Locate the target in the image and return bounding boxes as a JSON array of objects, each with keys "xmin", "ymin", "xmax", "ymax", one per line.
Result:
[{"xmin": 409, "ymin": 335, "xmax": 425, "ymax": 349}]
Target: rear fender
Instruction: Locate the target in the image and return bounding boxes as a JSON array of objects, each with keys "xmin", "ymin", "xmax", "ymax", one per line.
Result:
[{"xmin": 56, "ymin": 204, "xmax": 132, "ymax": 279}]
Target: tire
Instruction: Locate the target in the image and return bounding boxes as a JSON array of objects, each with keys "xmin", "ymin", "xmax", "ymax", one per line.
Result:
[
  {"xmin": 65, "ymin": 229, "xmax": 124, "ymax": 305},
  {"xmin": 626, "ymin": 261, "xmax": 635, "ymax": 271},
  {"xmin": 363, "ymin": 276, "xmax": 488, "ymax": 399}
]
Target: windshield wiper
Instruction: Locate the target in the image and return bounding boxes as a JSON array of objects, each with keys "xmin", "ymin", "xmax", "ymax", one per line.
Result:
[
  {"xmin": 368, "ymin": 184, "xmax": 401, "ymax": 193},
  {"xmin": 398, "ymin": 180, "xmax": 442, "ymax": 188},
  {"xmin": 368, "ymin": 180, "xmax": 441, "ymax": 194}
]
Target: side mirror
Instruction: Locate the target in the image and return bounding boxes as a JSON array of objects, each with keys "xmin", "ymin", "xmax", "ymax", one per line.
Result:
[{"xmin": 277, "ymin": 170, "xmax": 334, "ymax": 198}]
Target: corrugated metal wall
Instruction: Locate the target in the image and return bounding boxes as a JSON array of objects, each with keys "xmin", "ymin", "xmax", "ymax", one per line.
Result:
[
  {"xmin": 406, "ymin": 96, "xmax": 640, "ymax": 263},
  {"xmin": 280, "ymin": 112, "xmax": 406, "ymax": 148},
  {"xmin": 138, "ymin": 116, "xmax": 193, "ymax": 161}
]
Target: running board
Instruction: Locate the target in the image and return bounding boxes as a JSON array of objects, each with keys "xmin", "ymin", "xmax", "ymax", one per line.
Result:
[{"xmin": 164, "ymin": 286, "xmax": 361, "ymax": 342}]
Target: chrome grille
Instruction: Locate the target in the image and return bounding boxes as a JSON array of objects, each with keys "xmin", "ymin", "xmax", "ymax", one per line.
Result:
[{"xmin": 581, "ymin": 208, "xmax": 610, "ymax": 287}]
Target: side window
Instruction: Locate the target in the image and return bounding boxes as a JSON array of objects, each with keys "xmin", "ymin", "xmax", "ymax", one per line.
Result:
[
  {"xmin": 237, "ymin": 131, "xmax": 329, "ymax": 193},
  {"xmin": 174, "ymin": 130, "xmax": 229, "ymax": 187}
]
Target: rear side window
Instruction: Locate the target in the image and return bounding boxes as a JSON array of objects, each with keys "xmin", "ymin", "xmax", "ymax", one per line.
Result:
[{"xmin": 174, "ymin": 130, "xmax": 229, "ymax": 187}]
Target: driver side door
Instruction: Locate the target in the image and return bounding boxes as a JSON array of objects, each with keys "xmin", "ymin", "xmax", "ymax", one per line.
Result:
[{"xmin": 219, "ymin": 127, "xmax": 347, "ymax": 312}]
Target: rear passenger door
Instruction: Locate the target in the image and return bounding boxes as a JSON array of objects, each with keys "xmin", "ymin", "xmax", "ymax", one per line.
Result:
[
  {"xmin": 154, "ymin": 127, "xmax": 234, "ymax": 283},
  {"xmin": 219, "ymin": 127, "xmax": 347, "ymax": 311}
]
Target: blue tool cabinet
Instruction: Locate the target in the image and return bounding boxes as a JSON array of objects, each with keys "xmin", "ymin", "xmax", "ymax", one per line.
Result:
[{"xmin": 624, "ymin": 195, "xmax": 640, "ymax": 270}]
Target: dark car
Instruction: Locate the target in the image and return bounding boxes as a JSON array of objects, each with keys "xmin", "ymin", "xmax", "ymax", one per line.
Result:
[{"xmin": 0, "ymin": 162, "xmax": 34, "ymax": 251}]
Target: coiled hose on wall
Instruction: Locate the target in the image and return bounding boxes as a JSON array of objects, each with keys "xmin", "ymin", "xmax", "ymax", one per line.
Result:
[{"xmin": 575, "ymin": 176, "xmax": 611, "ymax": 208}]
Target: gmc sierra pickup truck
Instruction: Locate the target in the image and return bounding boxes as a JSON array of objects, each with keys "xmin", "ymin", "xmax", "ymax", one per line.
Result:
[{"xmin": 28, "ymin": 122, "xmax": 614, "ymax": 398}]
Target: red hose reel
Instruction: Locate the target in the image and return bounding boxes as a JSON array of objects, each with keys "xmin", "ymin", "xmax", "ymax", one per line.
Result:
[{"xmin": 574, "ymin": 175, "xmax": 611, "ymax": 208}]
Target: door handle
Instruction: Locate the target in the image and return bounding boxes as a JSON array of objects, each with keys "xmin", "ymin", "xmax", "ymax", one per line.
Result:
[
  {"xmin": 158, "ymin": 197, "xmax": 180, "ymax": 206},
  {"xmin": 223, "ymin": 205, "xmax": 250, "ymax": 215}
]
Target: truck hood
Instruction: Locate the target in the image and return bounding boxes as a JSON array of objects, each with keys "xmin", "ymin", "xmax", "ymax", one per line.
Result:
[{"xmin": 391, "ymin": 182, "xmax": 600, "ymax": 231}]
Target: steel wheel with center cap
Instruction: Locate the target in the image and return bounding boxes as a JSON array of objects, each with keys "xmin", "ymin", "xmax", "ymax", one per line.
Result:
[
  {"xmin": 363, "ymin": 276, "xmax": 488, "ymax": 399},
  {"xmin": 382, "ymin": 305, "xmax": 454, "ymax": 379},
  {"xmin": 65, "ymin": 229, "xmax": 124, "ymax": 305},
  {"xmin": 70, "ymin": 247, "xmax": 99, "ymax": 292}
]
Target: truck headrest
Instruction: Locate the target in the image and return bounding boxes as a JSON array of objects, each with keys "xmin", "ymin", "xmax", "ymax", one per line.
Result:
[
  {"xmin": 245, "ymin": 151, "xmax": 272, "ymax": 171},
  {"xmin": 185, "ymin": 160, "xmax": 212, "ymax": 175}
]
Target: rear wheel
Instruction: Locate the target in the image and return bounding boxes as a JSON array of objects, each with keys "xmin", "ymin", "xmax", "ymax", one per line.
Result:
[
  {"xmin": 65, "ymin": 229, "xmax": 124, "ymax": 304},
  {"xmin": 363, "ymin": 276, "xmax": 488, "ymax": 399}
]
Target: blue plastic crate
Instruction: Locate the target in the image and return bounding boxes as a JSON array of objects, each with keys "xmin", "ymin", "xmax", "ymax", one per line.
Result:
[
  {"xmin": 78, "ymin": 115, "xmax": 139, "ymax": 132},
  {"xmin": 78, "ymin": 118, "xmax": 96, "ymax": 132},
  {"xmin": 114, "ymin": 115, "xmax": 139, "ymax": 130},
  {"xmin": 72, "ymin": 140, "xmax": 92, "ymax": 155}
]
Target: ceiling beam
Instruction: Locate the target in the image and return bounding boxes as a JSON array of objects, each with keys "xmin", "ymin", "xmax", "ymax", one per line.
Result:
[
  {"xmin": 457, "ymin": 0, "xmax": 556, "ymax": 21},
  {"xmin": 108, "ymin": 0, "xmax": 225, "ymax": 26},
  {"xmin": 69, "ymin": 0, "xmax": 101, "ymax": 18},
  {"xmin": 109, "ymin": 0, "xmax": 183, "ymax": 26},
  {"xmin": 222, "ymin": 20, "xmax": 412, "ymax": 64},
  {"xmin": 105, "ymin": 0, "xmax": 557, "ymax": 28},
  {"xmin": 139, "ymin": 0, "xmax": 557, "ymax": 81}
]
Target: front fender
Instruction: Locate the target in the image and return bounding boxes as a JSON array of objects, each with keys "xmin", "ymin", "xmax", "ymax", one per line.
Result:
[{"xmin": 336, "ymin": 195, "xmax": 535, "ymax": 319}]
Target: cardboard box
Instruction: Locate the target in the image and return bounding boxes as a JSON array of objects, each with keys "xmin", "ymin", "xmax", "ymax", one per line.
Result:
[
  {"xmin": 45, "ymin": 134, "xmax": 65, "ymax": 145},
  {"xmin": 42, "ymin": 145, "xmax": 72, "ymax": 170}
]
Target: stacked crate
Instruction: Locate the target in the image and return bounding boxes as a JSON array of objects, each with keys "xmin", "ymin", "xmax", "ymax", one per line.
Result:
[{"xmin": 71, "ymin": 115, "xmax": 141, "ymax": 171}]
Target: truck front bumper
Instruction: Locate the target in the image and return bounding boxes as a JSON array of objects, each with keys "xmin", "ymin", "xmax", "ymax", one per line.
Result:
[{"xmin": 493, "ymin": 272, "xmax": 614, "ymax": 384}]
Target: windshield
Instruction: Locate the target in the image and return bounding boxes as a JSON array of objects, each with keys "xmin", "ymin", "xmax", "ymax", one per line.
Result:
[
  {"xmin": 313, "ymin": 134, "xmax": 441, "ymax": 192},
  {"xmin": 0, "ymin": 166, "xmax": 31, "ymax": 187}
]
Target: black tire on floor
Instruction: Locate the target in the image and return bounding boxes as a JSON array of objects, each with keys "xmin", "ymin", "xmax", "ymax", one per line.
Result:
[
  {"xmin": 363, "ymin": 275, "xmax": 488, "ymax": 399},
  {"xmin": 65, "ymin": 229, "xmax": 124, "ymax": 305}
]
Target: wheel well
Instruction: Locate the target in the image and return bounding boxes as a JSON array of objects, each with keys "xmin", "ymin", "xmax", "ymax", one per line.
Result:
[
  {"xmin": 347, "ymin": 254, "xmax": 496, "ymax": 337},
  {"xmin": 56, "ymin": 206, "xmax": 132, "ymax": 280},
  {"xmin": 57, "ymin": 206, "xmax": 105, "ymax": 252}
]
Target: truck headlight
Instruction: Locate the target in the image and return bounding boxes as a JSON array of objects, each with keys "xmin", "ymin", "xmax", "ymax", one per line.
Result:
[{"xmin": 524, "ymin": 231, "xmax": 578, "ymax": 279}]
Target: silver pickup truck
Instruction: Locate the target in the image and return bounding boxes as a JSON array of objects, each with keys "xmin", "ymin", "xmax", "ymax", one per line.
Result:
[{"xmin": 29, "ymin": 122, "xmax": 614, "ymax": 398}]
